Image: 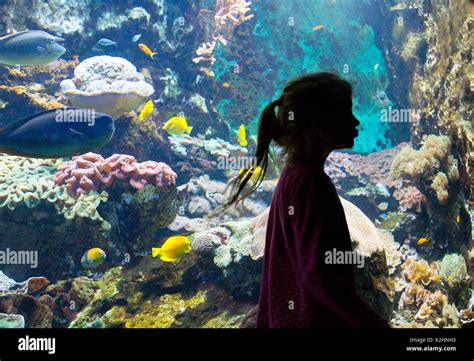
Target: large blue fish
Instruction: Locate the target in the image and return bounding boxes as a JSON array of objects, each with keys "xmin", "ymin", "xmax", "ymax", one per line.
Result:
[
  {"xmin": 0, "ymin": 30, "xmax": 66, "ymax": 66},
  {"xmin": 0, "ymin": 108, "xmax": 114, "ymax": 158}
]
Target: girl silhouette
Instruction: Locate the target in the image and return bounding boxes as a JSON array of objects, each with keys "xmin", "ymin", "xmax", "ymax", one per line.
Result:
[{"xmin": 228, "ymin": 72, "xmax": 389, "ymax": 328}]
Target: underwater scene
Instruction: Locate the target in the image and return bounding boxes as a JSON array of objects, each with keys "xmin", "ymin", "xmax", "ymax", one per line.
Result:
[{"xmin": 0, "ymin": 0, "xmax": 471, "ymax": 331}]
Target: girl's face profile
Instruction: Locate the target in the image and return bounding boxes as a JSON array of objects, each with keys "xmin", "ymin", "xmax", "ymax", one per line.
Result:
[{"xmin": 318, "ymin": 96, "xmax": 360, "ymax": 150}]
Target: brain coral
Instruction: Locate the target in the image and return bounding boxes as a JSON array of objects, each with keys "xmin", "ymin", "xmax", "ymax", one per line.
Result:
[{"xmin": 60, "ymin": 56, "xmax": 154, "ymax": 119}]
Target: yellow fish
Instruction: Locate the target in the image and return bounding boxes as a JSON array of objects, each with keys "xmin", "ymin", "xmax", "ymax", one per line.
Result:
[
  {"xmin": 222, "ymin": 82, "xmax": 231, "ymax": 88},
  {"xmin": 162, "ymin": 116, "xmax": 192, "ymax": 136},
  {"xmin": 456, "ymin": 214, "xmax": 461, "ymax": 223},
  {"xmin": 240, "ymin": 166, "xmax": 263, "ymax": 184},
  {"xmin": 152, "ymin": 236, "xmax": 191, "ymax": 263},
  {"xmin": 447, "ymin": 275, "xmax": 454, "ymax": 283},
  {"xmin": 139, "ymin": 100, "xmax": 154, "ymax": 121},
  {"xmin": 417, "ymin": 237, "xmax": 429, "ymax": 246},
  {"xmin": 238, "ymin": 124, "xmax": 247, "ymax": 146},
  {"xmin": 138, "ymin": 43, "xmax": 157, "ymax": 59},
  {"xmin": 313, "ymin": 25, "xmax": 324, "ymax": 31},
  {"xmin": 81, "ymin": 247, "xmax": 106, "ymax": 268}
]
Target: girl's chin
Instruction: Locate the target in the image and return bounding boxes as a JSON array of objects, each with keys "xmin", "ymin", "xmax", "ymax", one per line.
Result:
[{"xmin": 335, "ymin": 138, "xmax": 354, "ymax": 149}]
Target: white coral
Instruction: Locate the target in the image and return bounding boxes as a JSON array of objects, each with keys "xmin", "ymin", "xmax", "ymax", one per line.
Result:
[{"xmin": 60, "ymin": 56, "xmax": 154, "ymax": 119}]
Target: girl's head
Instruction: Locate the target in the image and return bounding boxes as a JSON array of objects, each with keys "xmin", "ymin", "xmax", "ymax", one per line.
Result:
[{"xmin": 228, "ymin": 71, "xmax": 359, "ymax": 205}]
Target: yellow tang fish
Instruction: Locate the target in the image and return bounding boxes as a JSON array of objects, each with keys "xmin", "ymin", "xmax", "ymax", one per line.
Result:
[
  {"xmin": 238, "ymin": 124, "xmax": 247, "ymax": 146},
  {"xmin": 152, "ymin": 236, "xmax": 191, "ymax": 263},
  {"xmin": 138, "ymin": 43, "xmax": 157, "ymax": 59},
  {"xmin": 447, "ymin": 275, "xmax": 454, "ymax": 283},
  {"xmin": 162, "ymin": 116, "xmax": 192, "ymax": 136},
  {"xmin": 222, "ymin": 82, "xmax": 231, "ymax": 88},
  {"xmin": 240, "ymin": 166, "xmax": 263, "ymax": 184},
  {"xmin": 417, "ymin": 237, "xmax": 429, "ymax": 246},
  {"xmin": 456, "ymin": 214, "xmax": 461, "ymax": 223},
  {"xmin": 139, "ymin": 100, "xmax": 154, "ymax": 121}
]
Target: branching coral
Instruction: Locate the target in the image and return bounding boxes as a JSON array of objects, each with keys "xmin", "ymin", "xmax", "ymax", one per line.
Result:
[
  {"xmin": 193, "ymin": 0, "xmax": 254, "ymax": 65},
  {"xmin": 53, "ymin": 152, "xmax": 177, "ymax": 198}
]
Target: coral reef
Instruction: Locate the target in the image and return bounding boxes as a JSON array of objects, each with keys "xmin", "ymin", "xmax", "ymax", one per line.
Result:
[
  {"xmin": 394, "ymin": 258, "xmax": 459, "ymax": 328},
  {"xmin": 389, "ymin": 135, "xmax": 469, "ymax": 252},
  {"xmin": 0, "ymin": 272, "xmax": 52, "ymax": 328},
  {"xmin": 0, "ymin": 153, "xmax": 178, "ymax": 280},
  {"xmin": 0, "ymin": 271, "xmax": 49, "ymax": 295},
  {"xmin": 53, "ymin": 152, "xmax": 177, "ymax": 198},
  {"xmin": 69, "ymin": 260, "xmax": 255, "ymax": 329},
  {"xmin": 0, "ymin": 154, "xmax": 109, "ymax": 226},
  {"xmin": 167, "ymin": 174, "xmax": 273, "ymax": 234},
  {"xmin": 440, "ymin": 254, "xmax": 471, "ymax": 308},
  {"xmin": 400, "ymin": 259, "xmax": 441, "ymax": 287},
  {"xmin": 0, "ymin": 60, "xmax": 74, "ymax": 126},
  {"xmin": 390, "ymin": 135, "xmax": 455, "ymax": 197},
  {"xmin": 193, "ymin": 0, "xmax": 254, "ymax": 65},
  {"xmin": 30, "ymin": 0, "xmax": 92, "ymax": 35},
  {"xmin": 0, "ymin": 313, "xmax": 25, "ymax": 328},
  {"xmin": 60, "ymin": 56, "xmax": 155, "ymax": 119},
  {"xmin": 393, "ymin": 186, "xmax": 427, "ymax": 213}
]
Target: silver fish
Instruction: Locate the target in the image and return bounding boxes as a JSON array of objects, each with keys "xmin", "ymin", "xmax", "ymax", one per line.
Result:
[
  {"xmin": 132, "ymin": 34, "xmax": 142, "ymax": 42},
  {"xmin": 0, "ymin": 30, "xmax": 66, "ymax": 66}
]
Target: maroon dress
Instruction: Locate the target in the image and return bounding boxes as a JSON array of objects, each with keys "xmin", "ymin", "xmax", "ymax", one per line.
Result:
[{"xmin": 257, "ymin": 162, "xmax": 389, "ymax": 328}]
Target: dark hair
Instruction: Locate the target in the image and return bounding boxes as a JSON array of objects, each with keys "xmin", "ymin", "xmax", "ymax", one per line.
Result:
[{"xmin": 227, "ymin": 71, "xmax": 353, "ymax": 206}]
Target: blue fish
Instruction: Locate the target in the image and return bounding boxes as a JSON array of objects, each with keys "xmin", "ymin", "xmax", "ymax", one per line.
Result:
[
  {"xmin": 98, "ymin": 38, "xmax": 118, "ymax": 46},
  {"xmin": 0, "ymin": 30, "xmax": 65, "ymax": 66},
  {"xmin": 0, "ymin": 108, "xmax": 115, "ymax": 158},
  {"xmin": 132, "ymin": 34, "xmax": 142, "ymax": 43}
]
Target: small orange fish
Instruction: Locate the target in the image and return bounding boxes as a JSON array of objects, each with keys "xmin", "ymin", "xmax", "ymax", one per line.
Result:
[
  {"xmin": 417, "ymin": 237, "xmax": 429, "ymax": 246},
  {"xmin": 138, "ymin": 43, "xmax": 157, "ymax": 59},
  {"xmin": 72, "ymin": 55, "xmax": 80, "ymax": 64},
  {"xmin": 222, "ymin": 82, "xmax": 231, "ymax": 88},
  {"xmin": 313, "ymin": 25, "xmax": 324, "ymax": 31}
]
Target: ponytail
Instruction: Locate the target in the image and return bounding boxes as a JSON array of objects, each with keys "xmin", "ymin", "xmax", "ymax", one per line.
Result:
[{"xmin": 226, "ymin": 97, "xmax": 282, "ymax": 206}]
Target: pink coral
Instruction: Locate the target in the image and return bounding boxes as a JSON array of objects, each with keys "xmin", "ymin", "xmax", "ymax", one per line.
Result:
[
  {"xmin": 393, "ymin": 186, "xmax": 427, "ymax": 212},
  {"xmin": 324, "ymin": 143, "xmax": 409, "ymax": 186},
  {"xmin": 53, "ymin": 152, "xmax": 177, "ymax": 197}
]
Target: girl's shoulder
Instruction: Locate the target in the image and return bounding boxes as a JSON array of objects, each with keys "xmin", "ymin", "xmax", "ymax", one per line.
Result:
[{"xmin": 281, "ymin": 163, "xmax": 336, "ymax": 201}]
